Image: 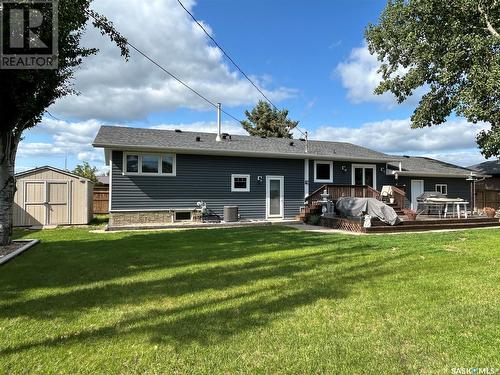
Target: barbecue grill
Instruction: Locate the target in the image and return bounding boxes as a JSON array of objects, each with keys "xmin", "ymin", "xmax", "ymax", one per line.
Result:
[
  {"xmin": 417, "ymin": 192, "xmax": 447, "ymax": 216},
  {"xmin": 416, "ymin": 191, "xmax": 466, "ymax": 218}
]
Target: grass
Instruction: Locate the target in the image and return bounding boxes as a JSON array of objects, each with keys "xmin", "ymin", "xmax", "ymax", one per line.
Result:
[{"xmin": 1, "ymin": 226, "xmax": 499, "ymax": 374}]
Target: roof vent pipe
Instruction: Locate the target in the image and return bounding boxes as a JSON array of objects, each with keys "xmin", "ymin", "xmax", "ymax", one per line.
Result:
[{"xmin": 216, "ymin": 103, "xmax": 222, "ymax": 142}]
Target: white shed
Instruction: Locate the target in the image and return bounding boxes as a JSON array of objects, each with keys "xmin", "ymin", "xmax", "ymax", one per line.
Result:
[{"xmin": 13, "ymin": 166, "xmax": 94, "ymax": 227}]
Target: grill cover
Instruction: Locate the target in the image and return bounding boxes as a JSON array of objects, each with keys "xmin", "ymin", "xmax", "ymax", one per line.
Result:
[
  {"xmin": 417, "ymin": 191, "xmax": 446, "ymax": 201},
  {"xmin": 336, "ymin": 197, "xmax": 401, "ymax": 226}
]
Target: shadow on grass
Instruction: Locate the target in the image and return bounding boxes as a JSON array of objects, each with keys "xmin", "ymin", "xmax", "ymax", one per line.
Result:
[{"xmin": 0, "ymin": 226, "xmax": 407, "ymax": 354}]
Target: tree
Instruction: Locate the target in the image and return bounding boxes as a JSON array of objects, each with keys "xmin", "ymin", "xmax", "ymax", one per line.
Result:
[
  {"xmin": 72, "ymin": 162, "xmax": 98, "ymax": 183},
  {"xmin": 0, "ymin": 2, "xmax": 129, "ymax": 245},
  {"xmin": 365, "ymin": 0, "xmax": 500, "ymax": 158},
  {"xmin": 241, "ymin": 101, "xmax": 299, "ymax": 138}
]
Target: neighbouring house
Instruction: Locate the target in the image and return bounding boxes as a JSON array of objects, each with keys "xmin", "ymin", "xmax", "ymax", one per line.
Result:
[
  {"xmin": 92, "ymin": 126, "xmax": 478, "ymax": 228},
  {"xmin": 13, "ymin": 166, "xmax": 94, "ymax": 227},
  {"xmin": 468, "ymin": 159, "xmax": 500, "ymax": 210}
]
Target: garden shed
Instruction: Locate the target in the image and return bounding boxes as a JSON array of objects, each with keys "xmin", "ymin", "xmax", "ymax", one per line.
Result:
[{"xmin": 13, "ymin": 166, "xmax": 94, "ymax": 227}]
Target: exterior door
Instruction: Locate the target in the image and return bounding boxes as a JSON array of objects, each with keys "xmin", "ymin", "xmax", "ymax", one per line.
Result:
[
  {"xmin": 47, "ymin": 182, "xmax": 69, "ymax": 224},
  {"xmin": 24, "ymin": 182, "xmax": 47, "ymax": 225},
  {"xmin": 266, "ymin": 176, "xmax": 284, "ymax": 219},
  {"xmin": 411, "ymin": 180, "xmax": 424, "ymax": 210},
  {"xmin": 352, "ymin": 164, "xmax": 376, "ymax": 189}
]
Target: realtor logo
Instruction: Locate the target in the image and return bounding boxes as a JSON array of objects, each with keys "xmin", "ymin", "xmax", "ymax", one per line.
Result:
[{"xmin": 0, "ymin": 0, "xmax": 58, "ymax": 69}]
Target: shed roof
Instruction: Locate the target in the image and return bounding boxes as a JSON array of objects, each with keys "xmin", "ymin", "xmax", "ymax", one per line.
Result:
[{"xmin": 15, "ymin": 166, "xmax": 93, "ymax": 182}]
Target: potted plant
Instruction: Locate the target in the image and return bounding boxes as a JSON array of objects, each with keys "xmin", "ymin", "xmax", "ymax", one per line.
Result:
[
  {"xmin": 484, "ymin": 207, "xmax": 496, "ymax": 218},
  {"xmin": 403, "ymin": 208, "xmax": 417, "ymax": 221}
]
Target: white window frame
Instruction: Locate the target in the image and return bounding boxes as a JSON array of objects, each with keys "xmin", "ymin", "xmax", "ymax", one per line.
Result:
[
  {"xmin": 351, "ymin": 164, "xmax": 377, "ymax": 189},
  {"xmin": 174, "ymin": 210, "xmax": 193, "ymax": 222},
  {"xmin": 314, "ymin": 160, "xmax": 333, "ymax": 183},
  {"xmin": 122, "ymin": 152, "xmax": 176, "ymax": 176},
  {"xmin": 231, "ymin": 174, "xmax": 251, "ymax": 192},
  {"xmin": 435, "ymin": 184, "xmax": 448, "ymax": 195}
]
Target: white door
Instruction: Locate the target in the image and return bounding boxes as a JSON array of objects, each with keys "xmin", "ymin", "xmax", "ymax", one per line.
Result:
[
  {"xmin": 352, "ymin": 164, "xmax": 376, "ymax": 189},
  {"xmin": 411, "ymin": 180, "xmax": 424, "ymax": 210},
  {"xmin": 266, "ymin": 176, "xmax": 284, "ymax": 219}
]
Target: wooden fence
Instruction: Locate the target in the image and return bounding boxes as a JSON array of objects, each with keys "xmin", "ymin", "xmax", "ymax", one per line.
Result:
[
  {"xmin": 475, "ymin": 190, "xmax": 500, "ymax": 210},
  {"xmin": 93, "ymin": 190, "xmax": 109, "ymax": 214}
]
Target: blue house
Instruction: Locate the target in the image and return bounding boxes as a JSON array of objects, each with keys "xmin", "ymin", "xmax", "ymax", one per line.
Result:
[{"xmin": 93, "ymin": 126, "xmax": 475, "ymax": 227}]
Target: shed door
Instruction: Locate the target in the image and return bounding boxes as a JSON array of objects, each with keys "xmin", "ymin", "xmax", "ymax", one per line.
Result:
[
  {"xmin": 47, "ymin": 182, "xmax": 69, "ymax": 225},
  {"xmin": 24, "ymin": 182, "xmax": 47, "ymax": 226}
]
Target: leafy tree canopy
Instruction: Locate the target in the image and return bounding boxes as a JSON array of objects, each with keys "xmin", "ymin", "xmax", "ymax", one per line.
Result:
[
  {"xmin": 365, "ymin": 0, "xmax": 500, "ymax": 158},
  {"xmin": 72, "ymin": 161, "xmax": 98, "ymax": 182},
  {"xmin": 0, "ymin": 1, "xmax": 129, "ymax": 245},
  {"xmin": 241, "ymin": 101, "xmax": 299, "ymax": 139}
]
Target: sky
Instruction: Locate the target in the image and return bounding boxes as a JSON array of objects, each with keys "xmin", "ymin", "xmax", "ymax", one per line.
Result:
[{"xmin": 16, "ymin": 0, "xmax": 493, "ymax": 174}]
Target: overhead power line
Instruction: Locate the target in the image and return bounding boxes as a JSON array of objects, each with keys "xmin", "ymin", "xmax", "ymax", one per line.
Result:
[
  {"xmin": 176, "ymin": 0, "xmax": 278, "ymax": 110},
  {"xmin": 176, "ymin": 0, "xmax": 309, "ymax": 138}
]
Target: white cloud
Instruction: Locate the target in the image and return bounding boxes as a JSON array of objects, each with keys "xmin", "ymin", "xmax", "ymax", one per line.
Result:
[
  {"xmin": 19, "ymin": 118, "xmax": 103, "ymax": 163},
  {"xmin": 335, "ymin": 44, "xmax": 423, "ymax": 107},
  {"xmin": 49, "ymin": 0, "xmax": 296, "ymax": 121},
  {"xmin": 311, "ymin": 118, "xmax": 489, "ymax": 166}
]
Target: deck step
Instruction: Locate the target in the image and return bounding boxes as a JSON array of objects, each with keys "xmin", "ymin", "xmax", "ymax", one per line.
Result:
[{"xmin": 366, "ymin": 221, "xmax": 500, "ymax": 233}]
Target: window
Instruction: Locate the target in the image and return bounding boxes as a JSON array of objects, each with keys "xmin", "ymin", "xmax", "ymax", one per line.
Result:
[
  {"xmin": 123, "ymin": 153, "xmax": 176, "ymax": 176},
  {"xmin": 162, "ymin": 155, "xmax": 174, "ymax": 174},
  {"xmin": 141, "ymin": 155, "xmax": 159, "ymax": 173},
  {"xmin": 231, "ymin": 174, "xmax": 250, "ymax": 192},
  {"xmin": 175, "ymin": 211, "xmax": 192, "ymax": 221},
  {"xmin": 435, "ymin": 184, "xmax": 448, "ymax": 195},
  {"xmin": 126, "ymin": 155, "xmax": 139, "ymax": 173},
  {"xmin": 314, "ymin": 161, "xmax": 333, "ymax": 183}
]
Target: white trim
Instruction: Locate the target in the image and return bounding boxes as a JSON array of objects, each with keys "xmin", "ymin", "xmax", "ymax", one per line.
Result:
[
  {"xmin": 304, "ymin": 159, "xmax": 309, "ymax": 198},
  {"xmin": 231, "ymin": 174, "xmax": 251, "ymax": 192},
  {"xmin": 351, "ymin": 164, "xmax": 377, "ymax": 189},
  {"xmin": 122, "ymin": 152, "xmax": 176, "ymax": 176},
  {"xmin": 410, "ymin": 179, "xmax": 425, "ymax": 210},
  {"xmin": 435, "ymin": 184, "xmax": 448, "ymax": 195},
  {"xmin": 313, "ymin": 160, "xmax": 333, "ymax": 183},
  {"xmin": 110, "ymin": 208, "xmax": 201, "ymax": 213},
  {"xmin": 109, "ymin": 150, "xmax": 113, "ymax": 213},
  {"xmin": 266, "ymin": 176, "xmax": 284, "ymax": 219},
  {"xmin": 391, "ymin": 170, "xmax": 475, "ymax": 178}
]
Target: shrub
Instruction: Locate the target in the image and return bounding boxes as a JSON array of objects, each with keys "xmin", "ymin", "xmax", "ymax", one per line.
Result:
[{"xmin": 307, "ymin": 214, "xmax": 321, "ymax": 226}]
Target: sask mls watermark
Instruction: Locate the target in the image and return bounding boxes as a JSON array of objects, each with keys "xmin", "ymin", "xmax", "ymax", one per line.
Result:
[{"xmin": 0, "ymin": 0, "xmax": 58, "ymax": 69}]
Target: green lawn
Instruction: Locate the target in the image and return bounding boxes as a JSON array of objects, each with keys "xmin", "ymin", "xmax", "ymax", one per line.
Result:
[{"xmin": 1, "ymin": 226, "xmax": 499, "ymax": 374}]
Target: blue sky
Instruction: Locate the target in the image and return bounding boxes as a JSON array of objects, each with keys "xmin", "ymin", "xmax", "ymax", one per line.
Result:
[{"xmin": 16, "ymin": 0, "xmax": 490, "ymax": 173}]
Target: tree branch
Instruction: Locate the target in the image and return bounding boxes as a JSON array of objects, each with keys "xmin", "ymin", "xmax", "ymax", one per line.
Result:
[{"xmin": 478, "ymin": 4, "xmax": 500, "ymax": 38}]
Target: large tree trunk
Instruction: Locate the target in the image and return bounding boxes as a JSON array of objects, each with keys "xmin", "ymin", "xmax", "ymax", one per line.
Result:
[{"xmin": 0, "ymin": 133, "xmax": 19, "ymax": 246}]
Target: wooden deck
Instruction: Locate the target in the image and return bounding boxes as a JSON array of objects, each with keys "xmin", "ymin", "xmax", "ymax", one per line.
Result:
[{"xmin": 319, "ymin": 216, "xmax": 500, "ymax": 233}]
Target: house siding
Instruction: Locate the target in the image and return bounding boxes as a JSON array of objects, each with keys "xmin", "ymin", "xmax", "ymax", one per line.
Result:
[
  {"xmin": 393, "ymin": 176, "xmax": 471, "ymax": 204},
  {"xmin": 111, "ymin": 151, "xmax": 304, "ymax": 219},
  {"xmin": 308, "ymin": 160, "xmax": 391, "ymax": 193}
]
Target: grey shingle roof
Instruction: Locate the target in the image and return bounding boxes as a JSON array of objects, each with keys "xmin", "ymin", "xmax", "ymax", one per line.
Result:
[
  {"xmin": 93, "ymin": 126, "xmax": 476, "ymax": 177},
  {"xmin": 93, "ymin": 125, "xmax": 397, "ymax": 162},
  {"xmin": 468, "ymin": 160, "xmax": 500, "ymax": 175},
  {"xmin": 388, "ymin": 156, "xmax": 476, "ymax": 177}
]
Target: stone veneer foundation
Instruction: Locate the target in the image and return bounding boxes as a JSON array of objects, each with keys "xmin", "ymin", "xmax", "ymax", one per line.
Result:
[{"xmin": 109, "ymin": 210, "xmax": 202, "ymax": 227}]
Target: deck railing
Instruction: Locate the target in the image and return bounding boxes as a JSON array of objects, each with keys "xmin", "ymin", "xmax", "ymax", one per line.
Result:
[
  {"xmin": 306, "ymin": 184, "xmax": 381, "ymax": 205},
  {"xmin": 390, "ymin": 186, "xmax": 406, "ymax": 211}
]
